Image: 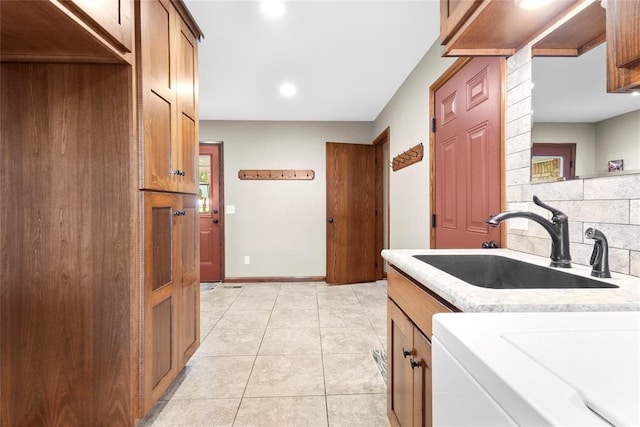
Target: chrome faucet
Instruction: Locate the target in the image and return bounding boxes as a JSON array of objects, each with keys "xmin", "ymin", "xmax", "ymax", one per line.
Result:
[
  {"xmin": 485, "ymin": 196, "xmax": 572, "ymax": 268},
  {"xmin": 585, "ymin": 227, "xmax": 611, "ymax": 278}
]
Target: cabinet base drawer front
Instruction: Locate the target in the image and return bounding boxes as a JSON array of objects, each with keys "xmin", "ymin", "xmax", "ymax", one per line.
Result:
[{"xmin": 387, "ymin": 266, "xmax": 454, "ymax": 338}]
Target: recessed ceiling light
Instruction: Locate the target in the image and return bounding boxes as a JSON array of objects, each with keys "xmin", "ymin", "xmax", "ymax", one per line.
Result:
[
  {"xmin": 280, "ymin": 83, "xmax": 297, "ymax": 97},
  {"xmin": 261, "ymin": 0, "xmax": 284, "ymax": 18}
]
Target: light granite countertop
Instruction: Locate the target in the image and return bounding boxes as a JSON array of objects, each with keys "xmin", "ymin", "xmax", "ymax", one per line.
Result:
[{"xmin": 382, "ymin": 249, "xmax": 640, "ymax": 312}]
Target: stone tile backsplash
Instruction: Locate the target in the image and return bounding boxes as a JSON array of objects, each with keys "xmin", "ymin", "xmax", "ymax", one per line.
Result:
[{"xmin": 505, "ymin": 43, "xmax": 640, "ymax": 277}]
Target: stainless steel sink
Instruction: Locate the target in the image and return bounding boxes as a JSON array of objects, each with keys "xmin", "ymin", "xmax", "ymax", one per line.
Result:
[{"xmin": 413, "ymin": 255, "xmax": 618, "ymax": 289}]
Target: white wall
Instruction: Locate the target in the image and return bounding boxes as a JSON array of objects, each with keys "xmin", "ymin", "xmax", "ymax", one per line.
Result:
[
  {"xmin": 372, "ymin": 42, "xmax": 456, "ymax": 249},
  {"xmin": 199, "ymin": 120, "xmax": 372, "ymax": 278},
  {"xmin": 595, "ymin": 110, "xmax": 640, "ymax": 173}
]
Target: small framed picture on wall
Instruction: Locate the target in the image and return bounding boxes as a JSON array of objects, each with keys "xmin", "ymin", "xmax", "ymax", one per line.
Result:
[{"xmin": 608, "ymin": 159, "xmax": 624, "ymax": 172}]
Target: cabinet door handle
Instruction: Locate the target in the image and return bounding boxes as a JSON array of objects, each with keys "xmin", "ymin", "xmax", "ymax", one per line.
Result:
[
  {"xmin": 410, "ymin": 358, "xmax": 421, "ymax": 369},
  {"xmin": 174, "ymin": 211, "xmax": 186, "ymax": 216},
  {"xmin": 402, "ymin": 348, "xmax": 411, "ymax": 358}
]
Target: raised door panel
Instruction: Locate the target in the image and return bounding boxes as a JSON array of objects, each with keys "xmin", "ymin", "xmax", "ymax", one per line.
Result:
[
  {"xmin": 178, "ymin": 113, "xmax": 197, "ymax": 193},
  {"xmin": 143, "ymin": 191, "xmax": 179, "ymax": 414},
  {"xmin": 176, "ymin": 18, "xmax": 199, "ymax": 193},
  {"xmin": 140, "ymin": 0, "xmax": 177, "ymax": 191},
  {"xmin": 66, "ymin": 0, "xmax": 133, "ymax": 52},
  {"xmin": 178, "ymin": 195, "xmax": 200, "ymax": 365}
]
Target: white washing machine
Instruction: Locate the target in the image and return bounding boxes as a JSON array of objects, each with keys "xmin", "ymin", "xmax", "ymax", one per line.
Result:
[{"xmin": 432, "ymin": 312, "xmax": 640, "ymax": 426}]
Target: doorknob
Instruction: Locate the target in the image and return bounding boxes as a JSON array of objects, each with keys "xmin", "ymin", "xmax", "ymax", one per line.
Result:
[
  {"xmin": 213, "ymin": 219, "xmax": 219, "ymax": 224},
  {"xmin": 328, "ymin": 218, "xmax": 334, "ymax": 224},
  {"xmin": 213, "ymin": 209, "xmax": 219, "ymax": 214}
]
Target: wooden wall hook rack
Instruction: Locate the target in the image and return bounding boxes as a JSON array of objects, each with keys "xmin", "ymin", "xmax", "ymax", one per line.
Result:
[
  {"xmin": 238, "ymin": 169, "xmax": 315, "ymax": 180},
  {"xmin": 392, "ymin": 143, "xmax": 423, "ymax": 171}
]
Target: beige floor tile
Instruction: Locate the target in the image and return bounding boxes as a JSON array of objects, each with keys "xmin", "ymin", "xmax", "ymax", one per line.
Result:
[
  {"xmin": 323, "ymin": 353, "xmax": 386, "ymax": 395},
  {"xmin": 164, "ymin": 356, "xmax": 255, "ymax": 399},
  {"xmin": 200, "ymin": 292, "xmax": 239, "ymax": 311},
  {"xmin": 319, "ymin": 307, "xmax": 371, "ymax": 328},
  {"xmin": 200, "ymin": 310, "xmax": 225, "ymax": 340},
  {"xmin": 267, "ymin": 308, "xmax": 319, "ymax": 328},
  {"xmin": 234, "ymin": 396, "xmax": 327, "ymax": 427},
  {"xmin": 239, "ymin": 284, "xmax": 281, "ymax": 297},
  {"xmin": 228, "ymin": 295, "xmax": 277, "ymax": 311},
  {"xmin": 278, "ymin": 283, "xmax": 318, "ymax": 296},
  {"xmin": 320, "ymin": 327, "xmax": 382, "ymax": 355},
  {"xmin": 316, "ymin": 285, "xmax": 357, "ymax": 297},
  {"xmin": 141, "ymin": 398, "xmax": 240, "ymax": 427},
  {"xmin": 244, "ymin": 355, "xmax": 325, "ymax": 397},
  {"xmin": 317, "ymin": 293, "xmax": 360, "ymax": 307},
  {"xmin": 274, "ymin": 295, "xmax": 317, "ymax": 309},
  {"xmin": 197, "ymin": 328, "xmax": 264, "ymax": 356},
  {"xmin": 327, "ymin": 394, "xmax": 390, "ymax": 427},
  {"xmin": 214, "ymin": 309, "xmax": 272, "ymax": 330},
  {"xmin": 259, "ymin": 327, "xmax": 321, "ymax": 355}
]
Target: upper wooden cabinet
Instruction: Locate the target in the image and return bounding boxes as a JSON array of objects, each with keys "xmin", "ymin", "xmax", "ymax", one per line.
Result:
[
  {"xmin": 605, "ymin": 0, "xmax": 640, "ymax": 93},
  {"xmin": 138, "ymin": 0, "xmax": 202, "ymax": 194},
  {"xmin": 0, "ymin": 0, "xmax": 132, "ymax": 63},
  {"xmin": 440, "ymin": 0, "xmax": 581, "ymax": 56}
]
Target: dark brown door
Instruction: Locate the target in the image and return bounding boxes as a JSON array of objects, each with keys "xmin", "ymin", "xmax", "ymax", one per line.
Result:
[
  {"xmin": 199, "ymin": 144, "xmax": 222, "ymax": 282},
  {"xmin": 434, "ymin": 57, "xmax": 502, "ymax": 249},
  {"xmin": 326, "ymin": 142, "xmax": 381, "ymax": 284}
]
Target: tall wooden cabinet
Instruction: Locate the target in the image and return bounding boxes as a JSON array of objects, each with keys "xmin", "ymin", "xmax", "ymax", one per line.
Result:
[
  {"xmin": 0, "ymin": 0, "xmax": 202, "ymax": 424},
  {"xmin": 137, "ymin": 0, "xmax": 202, "ymax": 414}
]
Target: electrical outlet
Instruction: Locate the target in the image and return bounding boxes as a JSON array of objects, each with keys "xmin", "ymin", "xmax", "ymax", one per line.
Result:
[{"xmin": 244, "ymin": 256, "xmax": 250, "ymax": 265}]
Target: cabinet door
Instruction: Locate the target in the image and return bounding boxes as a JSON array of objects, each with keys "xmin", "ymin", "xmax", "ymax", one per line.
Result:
[
  {"xmin": 142, "ymin": 191, "xmax": 180, "ymax": 414},
  {"xmin": 140, "ymin": 0, "xmax": 178, "ymax": 191},
  {"xmin": 178, "ymin": 195, "xmax": 200, "ymax": 366},
  {"xmin": 439, "ymin": 0, "xmax": 480, "ymax": 44},
  {"xmin": 66, "ymin": 0, "xmax": 133, "ymax": 52},
  {"xmin": 606, "ymin": 0, "xmax": 640, "ymax": 93},
  {"xmin": 388, "ymin": 299, "xmax": 415, "ymax": 427},
  {"xmin": 175, "ymin": 17, "xmax": 199, "ymax": 193},
  {"xmin": 413, "ymin": 329, "xmax": 433, "ymax": 427}
]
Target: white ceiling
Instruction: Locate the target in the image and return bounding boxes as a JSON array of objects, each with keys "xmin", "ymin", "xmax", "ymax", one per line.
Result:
[
  {"xmin": 183, "ymin": 0, "xmax": 441, "ymax": 121},
  {"xmin": 184, "ymin": 1, "xmax": 639, "ymax": 123}
]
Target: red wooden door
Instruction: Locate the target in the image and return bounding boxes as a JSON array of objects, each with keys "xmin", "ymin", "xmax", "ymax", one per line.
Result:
[
  {"xmin": 198, "ymin": 144, "xmax": 222, "ymax": 281},
  {"xmin": 326, "ymin": 142, "xmax": 382, "ymax": 284},
  {"xmin": 434, "ymin": 57, "xmax": 502, "ymax": 248}
]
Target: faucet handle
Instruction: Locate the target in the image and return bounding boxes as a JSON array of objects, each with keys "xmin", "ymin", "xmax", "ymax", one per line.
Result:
[{"xmin": 532, "ymin": 195, "xmax": 568, "ymax": 221}]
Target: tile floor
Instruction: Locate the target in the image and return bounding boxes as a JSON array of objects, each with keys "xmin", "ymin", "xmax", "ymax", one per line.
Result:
[{"xmin": 140, "ymin": 281, "xmax": 391, "ymax": 427}]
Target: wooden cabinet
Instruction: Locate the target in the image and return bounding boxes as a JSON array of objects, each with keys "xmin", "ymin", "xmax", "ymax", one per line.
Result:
[
  {"xmin": 142, "ymin": 192, "xmax": 199, "ymax": 414},
  {"xmin": 0, "ymin": 0, "xmax": 132, "ymax": 63},
  {"xmin": 389, "ymin": 300, "xmax": 433, "ymax": 427},
  {"xmin": 606, "ymin": 0, "xmax": 640, "ymax": 93},
  {"xmin": 1, "ymin": 0, "xmax": 202, "ymax": 424},
  {"xmin": 64, "ymin": 0, "xmax": 133, "ymax": 52},
  {"xmin": 387, "ymin": 266, "xmax": 454, "ymax": 427},
  {"xmin": 138, "ymin": 0, "xmax": 202, "ymax": 414},
  {"xmin": 439, "ymin": 0, "xmax": 580, "ymax": 56},
  {"xmin": 139, "ymin": 0, "xmax": 199, "ymax": 194}
]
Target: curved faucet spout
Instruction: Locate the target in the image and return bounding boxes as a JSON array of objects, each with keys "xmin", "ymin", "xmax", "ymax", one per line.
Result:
[
  {"xmin": 485, "ymin": 197, "xmax": 572, "ymax": 268},
  {"xmin": 485, "ymin": 210, "xmax": 557, "ymax": 237}
]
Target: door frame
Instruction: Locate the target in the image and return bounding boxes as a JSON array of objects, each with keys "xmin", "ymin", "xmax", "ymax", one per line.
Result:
[
  {"xmin": 199, "ymin": 140, "xmax": 225, "ymax": 281},
  {"xmin": 428, "ymin": 57, "xmax": 506, "ymax": 248},
  {"xmin": 372, "ymin": 127, "xmax": 390, "ymax": 278}
]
